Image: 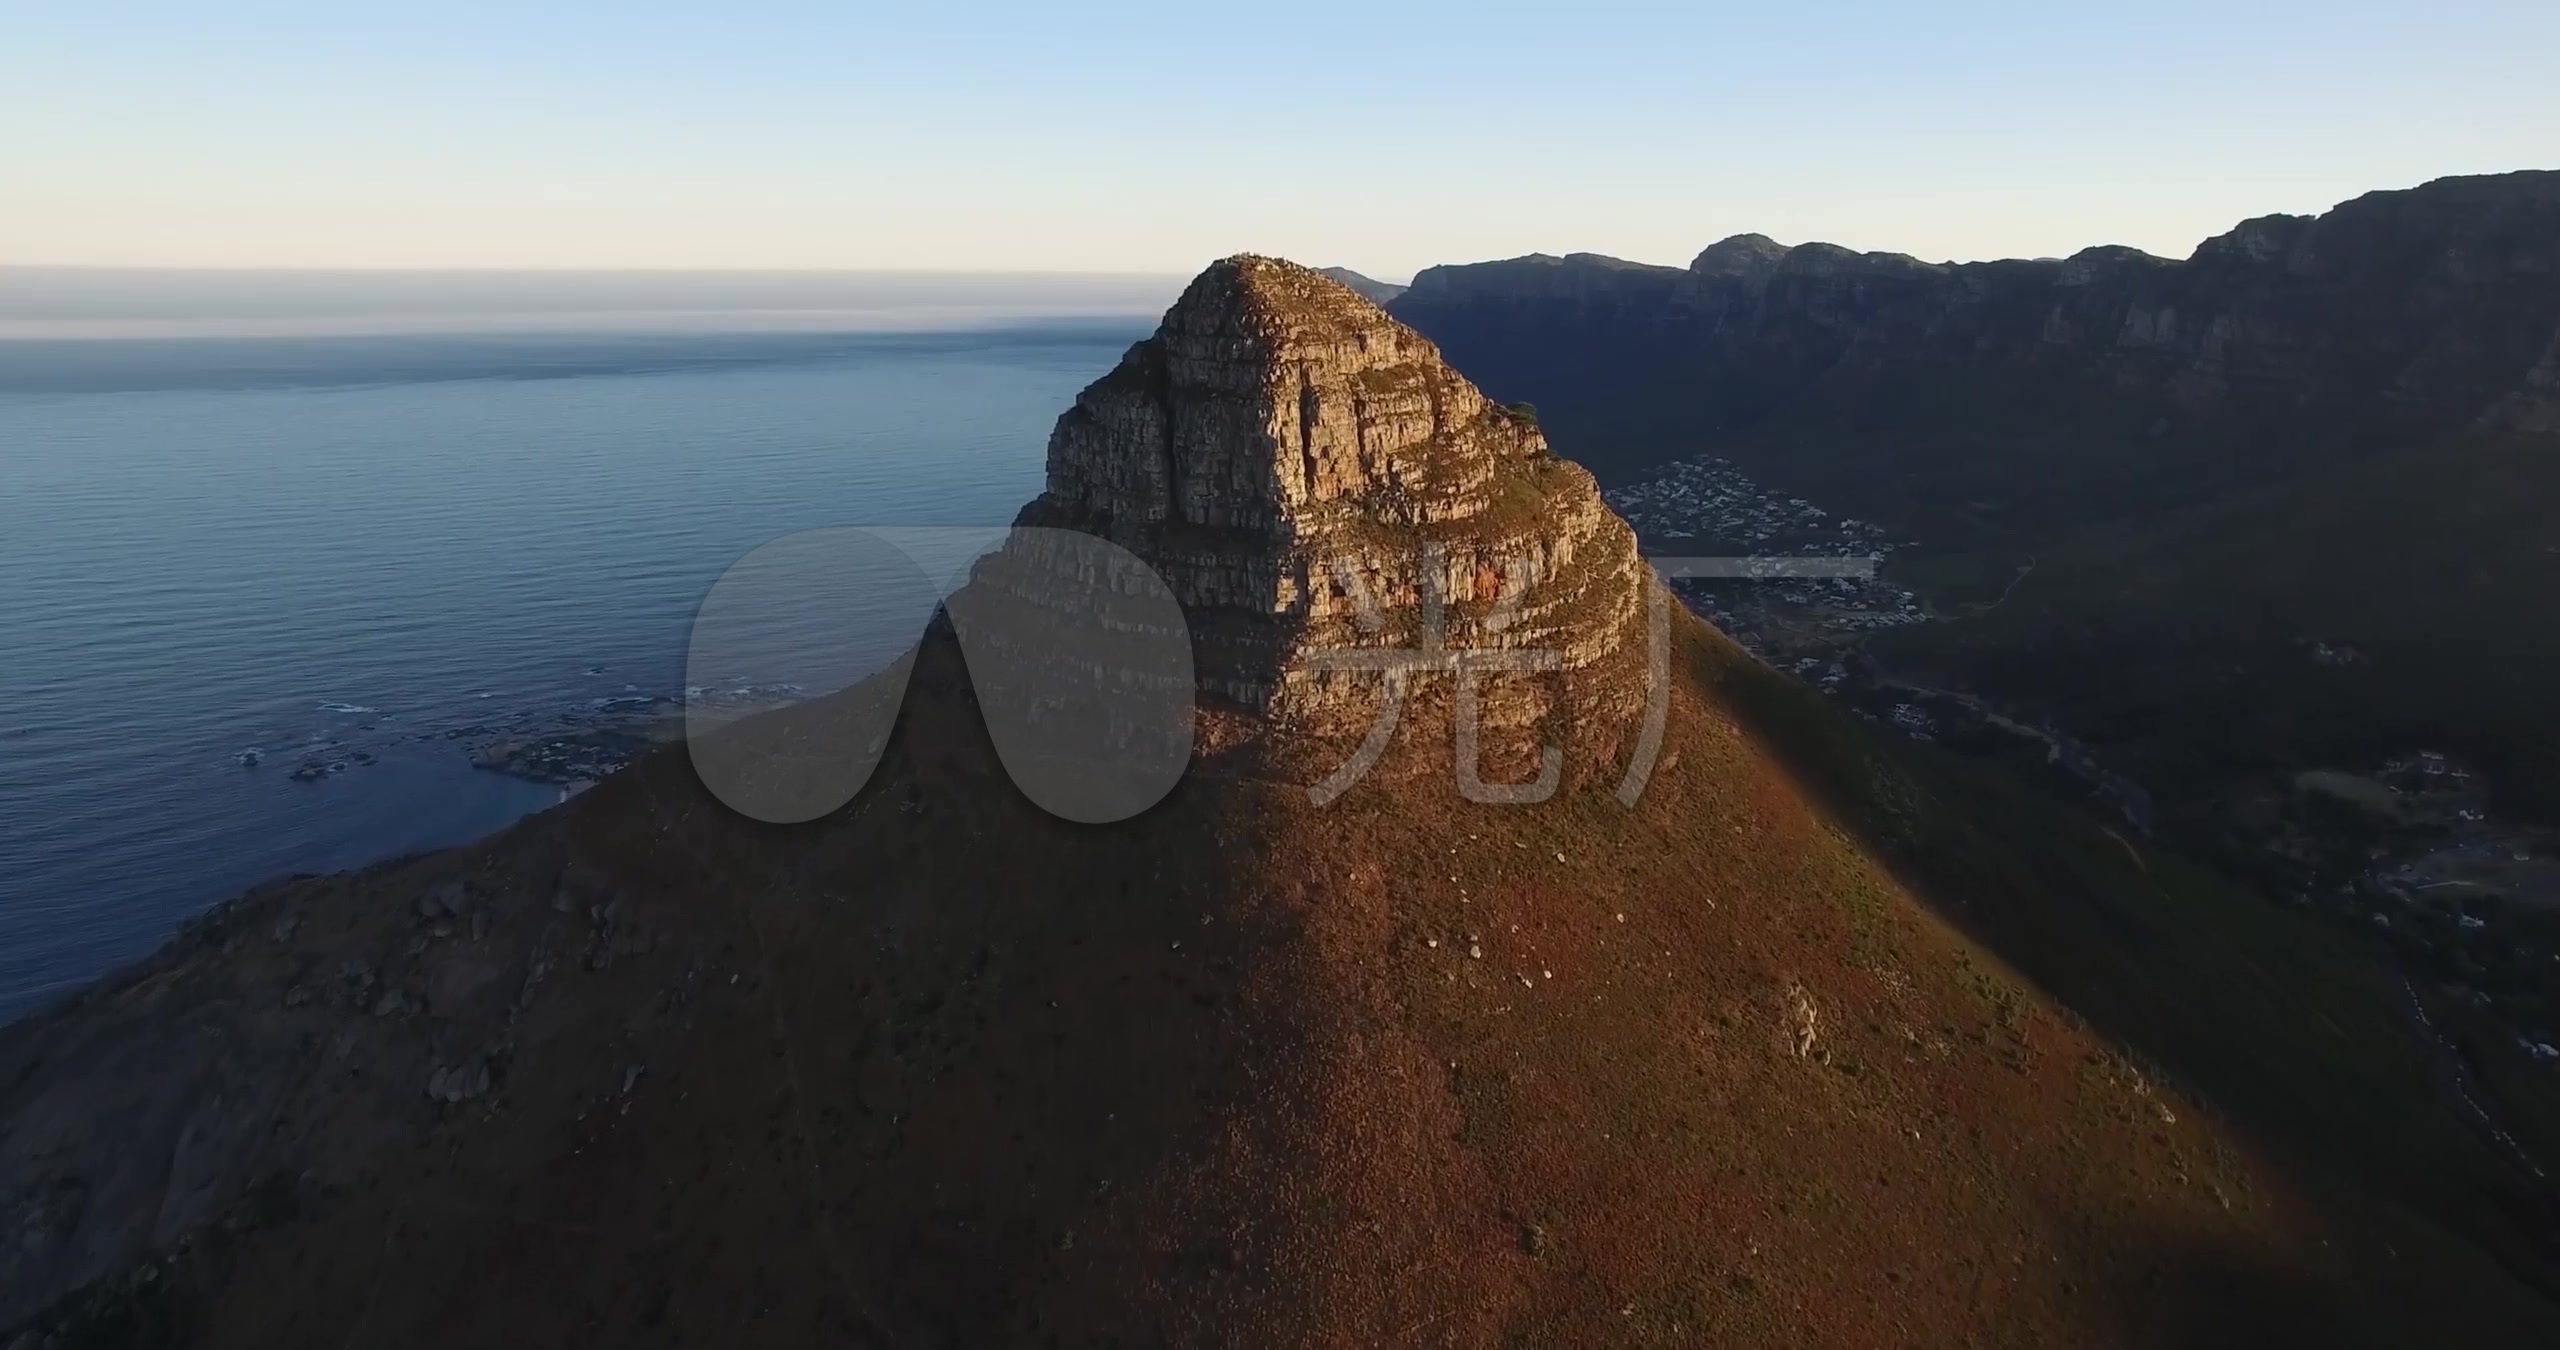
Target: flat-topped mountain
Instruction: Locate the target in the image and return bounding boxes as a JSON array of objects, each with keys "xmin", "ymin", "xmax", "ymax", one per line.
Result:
[{"xmin": 4, "ymin": 260, "xmax": 2556, "ymax": 1348}]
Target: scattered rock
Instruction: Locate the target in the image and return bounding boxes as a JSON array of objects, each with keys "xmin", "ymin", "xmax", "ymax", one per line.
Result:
[
  {"xmin": 1788, "ymin": 984, "xmax": 1820, "ymax": 1059},
  {"xmin": 417, "ymin": 879, "xmax": 468, "ymax": 920},
  {"xmin": 426, "ymin": 1061, "xmax": 492, "ymax": 1104}
]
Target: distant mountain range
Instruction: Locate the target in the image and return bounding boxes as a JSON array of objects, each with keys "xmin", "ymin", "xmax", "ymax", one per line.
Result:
[
  {"xmin": 1392, "ymin": 172, "xmax": 2560, "ymax": 521},
  {"xmin": 1389, "ymin": 170, "xmax": 2560, "ymax": 815},
  {"xmin": 1315, "ymin": 265, "xmax": 1405, "ymax": 304}
]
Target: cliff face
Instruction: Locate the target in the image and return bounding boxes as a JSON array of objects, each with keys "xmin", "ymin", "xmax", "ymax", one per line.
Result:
[
  {"xmin": 1011, "ymin": 257, "xmax": 1648, "ymax": 779},
  {"xmin": 1389, "ymin": 170, "xmax": 2560, "ymax": 532}
]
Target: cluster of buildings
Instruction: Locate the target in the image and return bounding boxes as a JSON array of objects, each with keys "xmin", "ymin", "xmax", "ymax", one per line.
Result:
[
  {"xmin": 2266, "ymin": 750, "xmax": 2560, "ymax": 1070},
  {"xmin": 1601, "ymin": 456, "xmax": 1926, "ymax": 655},
  {"xmin": 1602, "ymin": 456, "xmax": 2165, "ymax": 838}
]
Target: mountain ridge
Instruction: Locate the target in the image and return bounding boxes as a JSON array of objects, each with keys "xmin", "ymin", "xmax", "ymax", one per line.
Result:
[
  {"xmin": 1386, "ymin": 168, "xmax": 2560, "ymax": 813},
  {"xmin": 1314, "ymin": 266, "xmax": 1406, "ymax": 304}
]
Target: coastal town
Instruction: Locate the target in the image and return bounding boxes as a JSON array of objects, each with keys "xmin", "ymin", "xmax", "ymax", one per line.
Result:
[
  {"xmin": 2230, "ymin": 749, "xmax": 2560, "ymax": 1070},
  {"xmin": 1602, "ymin": 454, "xmax": 2158, "ymax": 832},
  {"xmin": 1600, "ymin": 454, "xmax": 1927, "ymax": 655}
]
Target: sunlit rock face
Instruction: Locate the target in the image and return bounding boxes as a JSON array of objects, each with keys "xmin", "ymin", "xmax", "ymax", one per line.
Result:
[{"xmin": 1008, "ymin": 255, "xmax": 1652, "ymax": 784}]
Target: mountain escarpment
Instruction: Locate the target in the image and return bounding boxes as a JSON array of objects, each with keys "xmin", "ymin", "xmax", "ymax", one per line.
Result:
[
  {"xmin": 1390, "ymin": 170, "xmax": 2560, "ymax": 816},
  {"xmin": 1390, "ymin": 170, "xmax": 2560, "ymax": 536}
]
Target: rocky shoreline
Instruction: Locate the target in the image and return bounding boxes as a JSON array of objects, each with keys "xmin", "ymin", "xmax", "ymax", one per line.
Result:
[{"xmin": 248, "ymin": 685, "xmax": 820, "ymax": 795}]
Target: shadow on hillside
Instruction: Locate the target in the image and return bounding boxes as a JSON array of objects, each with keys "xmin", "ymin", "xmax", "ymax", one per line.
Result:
[
  {"xmin": 2092, "ymin": 1225, "xmax": 2358, "ymax": 1350},
  {"xmin": 1694, "ymin": 619, "xmax": 2560, "ymax": 1341}
]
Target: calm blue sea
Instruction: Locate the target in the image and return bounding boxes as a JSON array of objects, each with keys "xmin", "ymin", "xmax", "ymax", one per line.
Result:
[{"xmin": 0, "ymin": 315, "xmax": 1151, "ymax": 1021}]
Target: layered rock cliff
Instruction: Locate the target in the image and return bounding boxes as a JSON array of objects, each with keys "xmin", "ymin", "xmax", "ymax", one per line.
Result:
[{"xmin": 1002, "ymin": 256, "xmax": 1649, "ymax": 786}]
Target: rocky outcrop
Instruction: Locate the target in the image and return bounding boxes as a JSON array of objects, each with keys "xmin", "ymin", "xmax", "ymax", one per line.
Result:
[
  {"xmin": 1004, "ymin": 257, "xmax": 1650, "ymax": 783},
  {"xmin": 1390, "ymin": 170, "xmax": 2560, "ymax": 534}
]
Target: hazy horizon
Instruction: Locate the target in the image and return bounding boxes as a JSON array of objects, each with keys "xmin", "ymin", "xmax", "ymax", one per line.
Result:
[
  {"xmin": 9, "ymin": 2, "xmax": 2554, "ymax": 277},
  {"xmin": 0, "ymin": 266, "xmax": 1190, "ymax": 340},
  {"xmin": 8, "ymin": 166, "xmax": 2552, "ymax": 287}
]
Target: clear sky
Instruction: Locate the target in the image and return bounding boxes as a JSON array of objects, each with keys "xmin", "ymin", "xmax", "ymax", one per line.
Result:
[{"xmin": 6, "ymin": 1, "xmax": 2554, "ymax": 277}]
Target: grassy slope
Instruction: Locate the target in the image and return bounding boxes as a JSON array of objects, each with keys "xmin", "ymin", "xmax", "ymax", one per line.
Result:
[
  {"xmin": 1710, "ymin": 619, "xmax": 2560, "ymax": 1335},
  {"xmin": 12, "ymin": 615, "xmax": 2559, "ymax": 1347}
]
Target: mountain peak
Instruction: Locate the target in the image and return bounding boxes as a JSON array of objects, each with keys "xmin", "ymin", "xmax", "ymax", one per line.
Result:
[
  {"xmin": 1690, "ymin": 231, "xmax": 1793, "ymax": 276},
  {"xmin": 1165, "ymin": 254, "xmax": 1382, "ymax": 344},
  {"xmin": 1010, "ymin": 254, "xmax": 1650, "ymax": 782}
]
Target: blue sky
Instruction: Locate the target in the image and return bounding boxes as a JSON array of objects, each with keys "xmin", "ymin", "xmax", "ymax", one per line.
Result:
[{"xmin": 6, "ymin": 1, "xmax": 2554, "ymax": 276}]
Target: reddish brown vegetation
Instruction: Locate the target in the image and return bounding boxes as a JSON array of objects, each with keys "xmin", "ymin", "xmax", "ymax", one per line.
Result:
[{"xmin": 14, "ymin": 613, "xmax": 2550, "ymax": 1347}]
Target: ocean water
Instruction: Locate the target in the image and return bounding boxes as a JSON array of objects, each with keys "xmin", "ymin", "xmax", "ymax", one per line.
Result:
[{"xmin": 0, "ymin": 317, "xmax": 1151, "ymax": 1022}]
